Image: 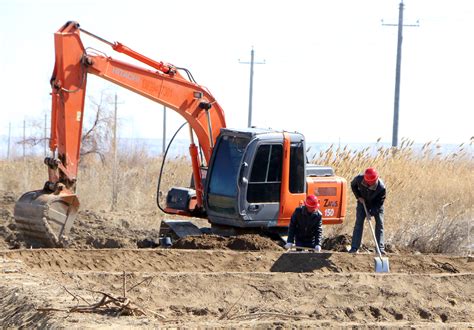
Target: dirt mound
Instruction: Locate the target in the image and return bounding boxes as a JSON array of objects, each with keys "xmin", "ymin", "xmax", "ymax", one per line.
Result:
[
  {"xmin": 322, "ymin": 234, "xmax": 352, "ymax": 251},
  {"xmin": 68, "ymin": 209, "xmax": 161, "ymax": 249},
  {"xmin": 228, "ymin": 234, "xmax": 282, "ymax": 250},
  {"xmin": 0, "ymin": 190, "xmax": 163, "ymax": 250},
  {"xmin": 3, "ymin": 208, "xmax": 160, "ymax": 250},
  {"xmin": 0, "ymin": 191, "xmax": 22, "ymax": 249},
  {"xmin": 322, "ymin": 234, "xmax": 399, "ymax": 254},
  {"xmin": 0, "ymin": 191, "xmax": 16, "ymax": 209},
  {"xmin": 172, "ymin": 234, "xmax": 283, "ymax": 251},
  {"xmin": 0, "ymin": 191, "xmax": 15, "ymax": 226}
]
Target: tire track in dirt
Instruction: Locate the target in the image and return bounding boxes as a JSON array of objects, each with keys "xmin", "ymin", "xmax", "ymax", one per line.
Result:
[{"xmin": 1, "ymin": 249, "xmax": 472, "ymax": 274}]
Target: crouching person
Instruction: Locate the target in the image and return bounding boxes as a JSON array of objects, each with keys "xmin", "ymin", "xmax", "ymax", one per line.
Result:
[{"xmin": 284, "ymin": 195, "xmax": 323, "ymax": 252}]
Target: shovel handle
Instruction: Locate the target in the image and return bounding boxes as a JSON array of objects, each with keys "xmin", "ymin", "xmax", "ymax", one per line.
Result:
[{"xmin": 361, "ymin": 200, "xmax": 384, "ymax": 260}]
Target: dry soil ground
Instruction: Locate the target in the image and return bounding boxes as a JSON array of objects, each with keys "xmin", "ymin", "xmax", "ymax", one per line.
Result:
[{"xmin": 0, "ymin": 190, "xmax": 473, "ymax": 328}]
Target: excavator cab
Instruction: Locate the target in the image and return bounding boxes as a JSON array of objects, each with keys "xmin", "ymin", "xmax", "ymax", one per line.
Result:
[
  {"xmin": 205, "ymin": 128, "xmax": 305, "ymax": 229},
  {"xmin": 165, "ymin": 127, "xmax": 346, "ymax": 235}
]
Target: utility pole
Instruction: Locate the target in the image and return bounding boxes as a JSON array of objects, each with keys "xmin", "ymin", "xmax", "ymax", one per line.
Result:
[
  {"xmin": 7, "ymin": 122, "xmax": 11, "ymax": 160},
  {"xmin": 112, "ymin": 93, "xmax": 119, "ymax": 211},
  {"xmin": 239, "ymin": 47, "xmax": 265, "ymax": 127},
  {"xmin": 162, "ymin": 106, "xmax": 166, "ymax": 154},
  {"xmin": 23, "ymin": 120, "xmax": 26, "ymax": 160},
  {"xmin": 382, "ymin": 0, "xmax": 419, "ymax": 147},
  {"xmin": 44, "ymin": 114, "xmax": 48, "ymax": 157},
  {"xmin": 109, "ymin": 93, "xmax": 125, "ymax": 211}
]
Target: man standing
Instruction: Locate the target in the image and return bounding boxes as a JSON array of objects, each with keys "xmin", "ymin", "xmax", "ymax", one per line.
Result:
[
  {"xmin": 349, "ymin": 167, "xmax": 386, "ymax": 254},
  {"xmin": 284, "ymin": 195, "xmax": 323, "ymax": 251}
]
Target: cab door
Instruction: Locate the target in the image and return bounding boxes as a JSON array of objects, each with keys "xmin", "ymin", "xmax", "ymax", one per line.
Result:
[
  {"xmin": 240, "ymin": 133, "xmax": 306, "ymax": 227},
  {"xmin": 244, "ymin": 142, "xmax": 283, "ymax": 223},
  {"xmin": 277, "ymin": 134, "xmax": 307, "ymax": 226}
]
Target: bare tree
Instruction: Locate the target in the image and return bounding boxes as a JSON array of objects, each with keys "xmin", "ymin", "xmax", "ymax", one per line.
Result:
[
  {"xmin": 80, "ymin": 90, "xmax": 115, "ymax": 163},
  {"xmin": 17, "ymin": 90, "xmax": 115, "ymax": 163},
  {"xmin": 16, "ymin": 118, "xmax": 47, "ymax": 147}
]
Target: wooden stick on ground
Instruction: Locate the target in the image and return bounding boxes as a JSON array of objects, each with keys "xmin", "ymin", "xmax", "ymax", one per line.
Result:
[
  {"xmin": 230, "ymin": 311, "xmax": 313, "ymax": 320},
  {"xmin": 122, "ymin": 271, "xmax": 126, "ymax": 298},
  {"xmin": 60, "ymin": 284, "xmax": 91, "ymax": 305}
]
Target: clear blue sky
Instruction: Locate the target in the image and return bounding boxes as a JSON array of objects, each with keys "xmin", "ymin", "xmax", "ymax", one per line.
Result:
[{"xmin": 1, "ymin": 0, "xmax": 473, "ymax": 145}]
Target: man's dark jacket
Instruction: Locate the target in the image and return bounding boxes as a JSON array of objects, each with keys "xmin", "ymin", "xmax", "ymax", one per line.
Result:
[
  {"xmin": 287, "ymin": 206, "xmax": 323, "ymax": 247},
  {"xmin": 351, "ymin": 174, "xmax": 386, "ymax": 213}
]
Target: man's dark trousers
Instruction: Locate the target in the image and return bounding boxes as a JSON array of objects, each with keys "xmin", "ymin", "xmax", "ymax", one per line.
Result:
[{"xmin": 351, "ymin": 202, "xmax": 384, "ymax": 252}]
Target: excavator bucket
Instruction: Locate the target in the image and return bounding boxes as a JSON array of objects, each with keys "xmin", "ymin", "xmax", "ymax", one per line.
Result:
[{"xmin": 13, "ymin": 190, "xmax": 79, "ymax": 248}]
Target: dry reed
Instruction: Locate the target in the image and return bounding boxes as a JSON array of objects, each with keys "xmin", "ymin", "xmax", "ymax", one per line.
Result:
[
  {"xmin": 315, "ymin": 138, "xmax": 473, "ymax": 254},
  {"xmin": 1, "ymin": 138, "xmax": 472, "ymax": 254}
]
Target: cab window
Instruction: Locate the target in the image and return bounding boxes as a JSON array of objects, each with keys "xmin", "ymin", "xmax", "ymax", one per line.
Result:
[{"xmin": 247, "ymin": 144, "xmax": 282, "ymax": 203}]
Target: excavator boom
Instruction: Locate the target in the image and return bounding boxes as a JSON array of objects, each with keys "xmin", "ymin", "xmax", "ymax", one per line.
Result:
[{"xmin": 14, "ymin": 21, "xmax": 226, "ymax": 247}]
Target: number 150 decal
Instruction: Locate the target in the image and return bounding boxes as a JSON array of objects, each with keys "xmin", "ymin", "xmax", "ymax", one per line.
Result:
[{"xmin": 324, "ymin": 208, "xmax": 335, "ymax": 217}]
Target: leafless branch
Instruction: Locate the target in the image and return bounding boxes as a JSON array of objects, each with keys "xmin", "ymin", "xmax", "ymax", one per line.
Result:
[
  {"xmin": 127, "ymin": 276, "xmax": 155, "ymax": 293},
  {"xmin": 61, "ymin": 284, "xmax": 91, "ymax": 305},
  {"xmin": 219, "ymin": 282, "xmax": 250, "ymax": 320},
  {"xmin": 16, "ymin": 137, "xmax": 48, "ymax": 147},
  {"xmin": 37, "ymin": 272, "xmax": 166, "ymax": 319}
]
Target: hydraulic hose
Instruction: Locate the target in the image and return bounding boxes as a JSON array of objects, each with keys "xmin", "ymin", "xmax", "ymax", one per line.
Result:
[{"xmin": 156, "ymin": 121, "xmax": 188, "ymax": 213}]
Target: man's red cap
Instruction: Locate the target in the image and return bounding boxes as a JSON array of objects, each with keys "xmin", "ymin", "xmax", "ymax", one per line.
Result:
[
  {"xmin": 305, "ymin": 194, "xmax": 319, "ymax": 210},
  {"xmin": 364, "ymin": 167, "xmax": 379, "ymax": 185}
]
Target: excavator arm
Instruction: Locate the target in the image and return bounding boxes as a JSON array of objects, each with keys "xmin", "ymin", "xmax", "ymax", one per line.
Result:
[{"xmin": 14, "ymin": 21, "xmax": 226, "ymax": 247}]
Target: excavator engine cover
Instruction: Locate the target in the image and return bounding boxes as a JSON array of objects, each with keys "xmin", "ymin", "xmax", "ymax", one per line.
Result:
[{"xmin": 14, "ymin": 190, "xmax": 79, "ymax": 248}]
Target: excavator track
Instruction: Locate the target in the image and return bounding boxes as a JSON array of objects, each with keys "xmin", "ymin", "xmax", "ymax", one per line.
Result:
[{"xmin": 13, "ymin": 190, "xmax": 79, "ymax": 248}]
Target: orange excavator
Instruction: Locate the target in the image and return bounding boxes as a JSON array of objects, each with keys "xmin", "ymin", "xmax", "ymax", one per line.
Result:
[{"xmin": 14, "ymin": 22, "xmax": 347, "ymax": 247}]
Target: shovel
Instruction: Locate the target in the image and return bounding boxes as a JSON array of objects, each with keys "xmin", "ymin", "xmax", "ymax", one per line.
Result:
[{"xmin": 362, "ymin": 201, "xmax": 390, "ymax": 273}]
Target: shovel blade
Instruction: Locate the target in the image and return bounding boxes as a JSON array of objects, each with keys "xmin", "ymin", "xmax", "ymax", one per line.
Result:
[{"xmin": 374, "ymin": 257, "xmax": 390, "ymax": 273}]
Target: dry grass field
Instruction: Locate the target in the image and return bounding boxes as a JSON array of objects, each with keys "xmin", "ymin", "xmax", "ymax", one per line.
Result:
[{"xmin": 1, "ymin": 138, "xmax": 472, "ymax": 254}]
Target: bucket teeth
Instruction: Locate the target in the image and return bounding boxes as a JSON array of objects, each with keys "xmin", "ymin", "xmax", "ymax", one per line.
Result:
[{"xmin": 13, "ymin": 190, "xmax": 79, "ymax": 248}]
